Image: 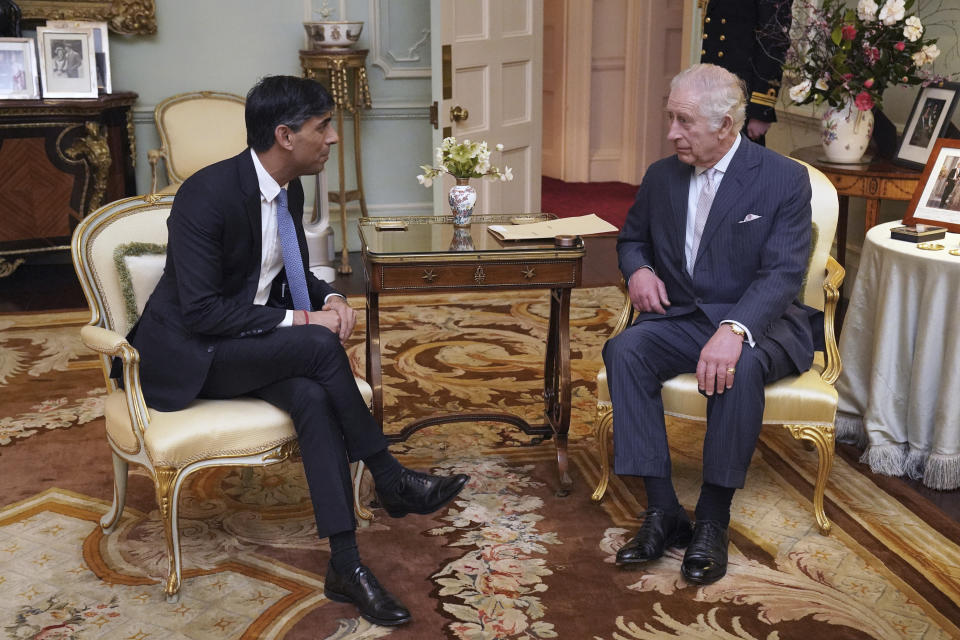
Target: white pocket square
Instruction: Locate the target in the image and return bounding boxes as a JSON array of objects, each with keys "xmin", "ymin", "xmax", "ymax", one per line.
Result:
[{"xmin": 738, "ymin": 214, "xmax": 762, "ymax": 223}]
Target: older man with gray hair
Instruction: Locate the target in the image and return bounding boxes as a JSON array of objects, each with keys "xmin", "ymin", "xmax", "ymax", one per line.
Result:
[{"xmin": 603, "ymin": 63, "xmax": 818, "ymax": 584}]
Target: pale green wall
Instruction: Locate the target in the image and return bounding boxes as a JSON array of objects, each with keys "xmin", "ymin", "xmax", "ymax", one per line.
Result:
[{"xmin": 108, "ymin": 0, "xmax": 435, "ymax": 250}]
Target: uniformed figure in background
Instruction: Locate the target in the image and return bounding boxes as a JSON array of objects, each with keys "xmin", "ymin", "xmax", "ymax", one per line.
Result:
[{"xmin": 700, "ymin": 0, "xmax": 793, "ymax": 146}]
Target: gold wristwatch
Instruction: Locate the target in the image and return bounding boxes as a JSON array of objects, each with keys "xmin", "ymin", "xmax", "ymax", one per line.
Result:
[{"xmin": 726, "ymin": 323, "xmax": 746, "ymax": 339}]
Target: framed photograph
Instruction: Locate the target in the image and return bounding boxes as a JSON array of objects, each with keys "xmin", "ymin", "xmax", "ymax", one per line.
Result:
[
  {"xmin": 36, "ymin": 25, "xmax": 98, "ymax": 99},
  {"xmin": 903, "ymin": 138, "xmax": 960, "ymax": 233},
  {"xmin": 894, "ymin": 82, "xmax": 960, "ymax": 169},
  {"xmin": 0, "ymin": 38, "xmax": 40, "ymax": 100},
  {"xmin": 46, "ymin": 21, "xmax": 111, "ymax": 93}
]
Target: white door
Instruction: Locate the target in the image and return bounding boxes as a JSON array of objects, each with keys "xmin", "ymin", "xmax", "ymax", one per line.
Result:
[{"xmin": 430, "ymin": 0, "xmax": 543, "ymax": 215}]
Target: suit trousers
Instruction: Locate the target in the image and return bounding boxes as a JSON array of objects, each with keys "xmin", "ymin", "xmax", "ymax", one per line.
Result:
[
  {"xmin": 198, "ymin": 324, "xmax": 388, "ymax": 538},
  {"xmin": 602, "ymin": 311, "xmax": 796, "ymax": 488}
]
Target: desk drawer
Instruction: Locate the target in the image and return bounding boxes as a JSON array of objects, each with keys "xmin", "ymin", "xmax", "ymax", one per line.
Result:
[{"xmin": 377, "ymin": 260, "xmax": 579, "ymax": 291}]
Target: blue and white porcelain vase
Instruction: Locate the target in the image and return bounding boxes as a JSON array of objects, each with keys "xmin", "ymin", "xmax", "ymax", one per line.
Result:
[
  {"xmin": 821, "ymin": 98, "xmax": 874, "ymax": 163},
  {"xmin": 449, "ymin": 227, "xmax": 474, "ymax": 251},
  {"xmin": 448, "ymin": 178, "xmax": 477, "ymax": 227}
]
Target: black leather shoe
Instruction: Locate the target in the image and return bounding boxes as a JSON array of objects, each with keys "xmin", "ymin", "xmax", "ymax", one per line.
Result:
[
  {"xmin": 681, "ymin": 520, "xmax": 729, "ymax": 584},
  {"xmin": 377, "ymin": 469, "xmax": 469, "ymax": 518},
  {"xmin": 616, "ymin": 507, "xmax": 693, "ymax": 566},
  {"xmin": 324, "ymin": 564, "xmax": 411, "ymax": 626}
]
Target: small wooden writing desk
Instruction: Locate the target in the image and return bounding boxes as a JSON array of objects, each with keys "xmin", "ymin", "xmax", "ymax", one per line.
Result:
[{"xmin": 360, "ymin": 215, "xmax": 585, "ymax": 493}]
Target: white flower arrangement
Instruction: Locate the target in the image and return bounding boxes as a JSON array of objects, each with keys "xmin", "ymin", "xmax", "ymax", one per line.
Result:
[
  {"xmin": 417, "ymin": 136, "xmax": 514, "ymax": 188},
  {"xmin": 786, "ymin": 0, "xmax": 948, "ymax": 111}
]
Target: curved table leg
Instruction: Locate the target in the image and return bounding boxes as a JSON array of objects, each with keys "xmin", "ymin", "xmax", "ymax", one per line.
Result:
[{"xmin": 545, "ymin": 287, "xmax": 573, "ymax": 495}]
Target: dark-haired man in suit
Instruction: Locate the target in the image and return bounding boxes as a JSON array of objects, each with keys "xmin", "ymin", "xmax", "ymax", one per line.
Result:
[
  {"xmin": 125, "ymin": 75, "xmax": 467, "ymax": 626},
  {"xmin": 604, "ymin": 63, "xmax": 816, "ymax": 584}
]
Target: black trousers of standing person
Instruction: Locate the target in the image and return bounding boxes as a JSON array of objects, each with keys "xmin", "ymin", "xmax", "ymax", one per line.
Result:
[
  {"xmin": 198, "ymin": 324, "xmax": 388, "ymax": 538},
  {"xmin": 602, "ymin": 310, "xmax": 797, "ymax": 489}
]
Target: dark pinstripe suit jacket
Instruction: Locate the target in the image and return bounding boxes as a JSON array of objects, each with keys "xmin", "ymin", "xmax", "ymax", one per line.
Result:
[{"xmin": 617, "ymin": 138, "xmax": 819, "ymax": 371}]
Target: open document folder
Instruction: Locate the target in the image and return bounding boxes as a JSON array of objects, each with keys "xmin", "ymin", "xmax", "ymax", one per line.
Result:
[{"xmin": 487, "ymin": 214, "xmax": 618, "ymax": 241}]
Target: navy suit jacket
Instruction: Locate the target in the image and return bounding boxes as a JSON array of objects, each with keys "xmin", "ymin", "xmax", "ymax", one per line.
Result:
[
  {"xmin": 125, "ymin": 150, "xmax": 339, "ymax": 411},
  {"xmin": 617, "ymin": 138, "xmax": 819, "ymax": 372}
]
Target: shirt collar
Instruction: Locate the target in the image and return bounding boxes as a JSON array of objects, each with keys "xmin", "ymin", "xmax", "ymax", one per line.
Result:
[
  {"xmin": 695, "ymin": 133, "xmax": 741, "ymax": 177},
  {"xmin": 250, "ymin": 148, "xmax": 285, "ymax": 202}
]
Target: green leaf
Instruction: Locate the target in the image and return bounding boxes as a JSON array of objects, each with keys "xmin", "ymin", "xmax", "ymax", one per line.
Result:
[{"xmin": 831, "ymin": 26, "xmax": 842, "ymax": 46}]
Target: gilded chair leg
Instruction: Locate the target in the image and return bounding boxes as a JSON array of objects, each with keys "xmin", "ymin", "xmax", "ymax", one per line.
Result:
[
  {"xmin": 785, "ymin": 424, "xmax": 835, "ymax": 535},
  {"xmin": 100, "ymin": 452, "xmax": 129, "ymax": 534},
  {"xmin": 154, "ymin": 467, "xmax": 184, "ymax": 603},
  {"xmin": 352, "ymin": 461, "xmax": 374, "ymax": 523},
  {"xmin": 591, "ymin": 404, "xmax": 614, "ymax": 503}
]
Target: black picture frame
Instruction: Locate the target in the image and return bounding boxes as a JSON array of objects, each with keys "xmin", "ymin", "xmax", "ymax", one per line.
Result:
[{"xmin": 894, "ymin": 81, "xmax": 960, "ymax": 170}]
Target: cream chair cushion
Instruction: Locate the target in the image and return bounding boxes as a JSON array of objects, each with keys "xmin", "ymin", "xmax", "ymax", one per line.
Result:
[
  {"xmin": 661, "ymin": 370, "xmax": 838, "ymax": 426},
  {"xmin": 104, "ymin": 378, "xmax": 373, "ymax": 465}
]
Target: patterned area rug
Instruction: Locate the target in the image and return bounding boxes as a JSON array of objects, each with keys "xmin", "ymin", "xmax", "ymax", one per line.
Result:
[{"xmin": 2, "ymin": 293, "xmax": 959, "ymax": 639}]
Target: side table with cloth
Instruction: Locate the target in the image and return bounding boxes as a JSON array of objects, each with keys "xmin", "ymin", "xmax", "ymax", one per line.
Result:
[{"xmin": 836, "ymin": 221, "xmax": 960, "ymax": 489}]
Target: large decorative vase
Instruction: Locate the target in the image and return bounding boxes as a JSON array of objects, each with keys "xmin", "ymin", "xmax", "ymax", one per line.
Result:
[
  {"xmin": 448, "ymin": 178, "xmax": 477, "ymax": 227},
  {"xmin": 821, "ymin": 98, "xmax": 874, "ymax": 163}
]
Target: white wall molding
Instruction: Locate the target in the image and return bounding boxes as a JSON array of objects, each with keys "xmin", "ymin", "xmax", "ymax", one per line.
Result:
[
  {"xmin": 369, "ymin": 0, "xmax": 432, "ymax": 79},
  {"xmin": 591, "ymin": 57, "xmax": 625, "ymax": 72},
  {"xmin": 562, "ymin": 0, "xmax": 593, "ymax": 182}
]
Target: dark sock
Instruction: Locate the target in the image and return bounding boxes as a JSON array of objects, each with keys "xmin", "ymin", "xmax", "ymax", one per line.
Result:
[
  {"xmin": 694, "ymin": 483, "xmax": 735, "ymax": 527},
  {"xmin": 642, "ymin": 475, "xmax": 681, "ymax": 512},
  {"xmin": 329, "ymin": 530, "xmax": 362, "ymax": 574},
  {"xmin": 365, "ymin": 447, "xmax": 404, "ymax": 493}
]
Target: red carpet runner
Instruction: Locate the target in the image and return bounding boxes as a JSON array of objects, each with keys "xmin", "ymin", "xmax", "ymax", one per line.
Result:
[{"xmin": 541, "ymin": 176, "xmax": 637, "ymax": 229}]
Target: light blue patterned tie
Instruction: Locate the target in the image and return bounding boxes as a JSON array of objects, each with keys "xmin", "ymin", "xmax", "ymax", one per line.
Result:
[{"xmin": 276, "ymin": 188, "xmax": 312, "ymax": 311}]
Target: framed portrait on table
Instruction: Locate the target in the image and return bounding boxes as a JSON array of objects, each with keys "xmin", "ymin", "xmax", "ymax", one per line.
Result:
[
  {"xmin": 903, "ymin": 138, "xmax": 960, "ymax": 233},
  {"xmin": 46, "ymin": 21, "xmax": 111, "ymax": 93},
  {"xmin": 0, "ymin": 38, "xmax": 40, "ymax": 100},
  {"xmin": 36, "ymin": 25, "xmax": 98, "ymax": 99},
  {"xmin": 894, "ymin": 82, "xmax": 960, "ymax": 170}
]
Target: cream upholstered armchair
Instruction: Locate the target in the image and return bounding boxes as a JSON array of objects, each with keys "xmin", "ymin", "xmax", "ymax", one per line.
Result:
[
  {"xmin": 591, "ymin": 161, "xmax": 844, "ymax": 535},
  {"xmin": 71, "ymin": 194, "xmax": 372, "ymax": 602},
  {"xmin": 148, "ymin": 91, "xmax": 247, "ymax": 194}
]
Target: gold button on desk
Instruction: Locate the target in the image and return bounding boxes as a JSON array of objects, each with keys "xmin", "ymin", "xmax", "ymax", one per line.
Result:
[
  {"xmin": 300, "ymin": 48, "xmax": 372, "ymax": 275},
  {"xmin": 360, "ymin": 214, "xmax": 585, "ymax": 493}
]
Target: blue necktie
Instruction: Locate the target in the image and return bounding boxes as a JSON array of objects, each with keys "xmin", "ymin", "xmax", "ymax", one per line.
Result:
[{"xmin": 276, "ymin": 188, "xmax": 312, "ymax": 311}]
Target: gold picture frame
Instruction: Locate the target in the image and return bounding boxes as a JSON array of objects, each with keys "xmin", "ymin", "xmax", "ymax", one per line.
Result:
[{"xmin": 19, "ymin": 0, "xmax": 156, "ymax": 36}]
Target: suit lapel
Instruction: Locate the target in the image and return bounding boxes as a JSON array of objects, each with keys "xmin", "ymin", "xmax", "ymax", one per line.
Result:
[
  {"xmin": 694, "ymin": 139, "xmax": 759, "ymax": 269},
  {"xmin": 668, "ymin": 159, "xmax": 692, "ymax": 267},
  {"xmin": 237, "ymin": 150, "xmax": 263, "ymax": 262}
]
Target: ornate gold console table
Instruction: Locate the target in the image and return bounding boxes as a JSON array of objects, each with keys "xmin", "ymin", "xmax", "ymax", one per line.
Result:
[
  {"xmin": 300, "ymin": 48, "xmax": 372, "ymax": 275},
  {"xmin": 0, "ymin": 92, "xmax": 137, "ymax": 276}
]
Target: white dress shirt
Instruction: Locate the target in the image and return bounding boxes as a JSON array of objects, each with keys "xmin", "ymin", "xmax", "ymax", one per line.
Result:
[{"xmin": 250, "ymin": 150, "xmax": 341, "ymax": 327}]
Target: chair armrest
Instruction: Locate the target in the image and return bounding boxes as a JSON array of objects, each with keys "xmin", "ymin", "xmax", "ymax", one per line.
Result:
[
  {"xmin": 820, "ymin": 255, "xmax": 845, "ymax": 384},
  {"xmin": 81, "ymin": 324, "xmax": 129, "ymax": 355},
  {"xmin": 147, "ymin": 148, "xmax": 167, "ymax": 194},
  {"xmin": 609, "ymin": 278, "xmax": 634, "ymax": 338},
  {"xmin": 80, "ymin": 324, "xmax": 152, "ymax": 442}
]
